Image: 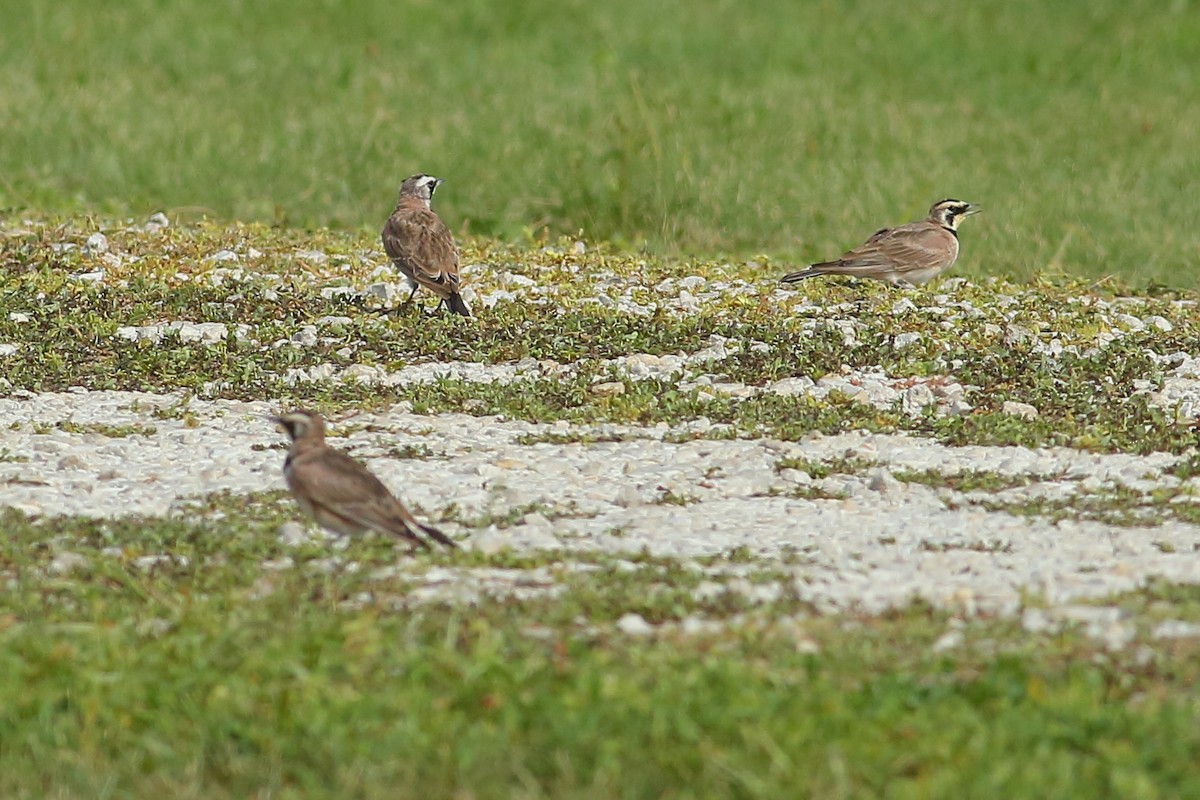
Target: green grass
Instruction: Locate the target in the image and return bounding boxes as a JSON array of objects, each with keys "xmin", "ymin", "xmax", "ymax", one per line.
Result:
[
  {"xmin": 890, "ymin": 468, "xmax": 1042, "ymax": 494},
  {"xmin": 5, "ymin": 3, "xmax": 1200, "ymax": 791},
  {"xmin": 6, "ymin": 221, "xmax": 1200, "ymax": 455},
  {"xmin": 3, "ymin": 506, "xmax": 1200, "ymax": 798},
  {"xmin": 4, "ymin": 222, "xmax": 1200, "ymax": 793},
  {"xmin": 3, "ymin": 0, "xmax": 1199, "ymax": 284}
]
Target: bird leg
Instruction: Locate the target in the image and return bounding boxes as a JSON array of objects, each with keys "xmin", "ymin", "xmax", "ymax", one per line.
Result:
[{"xmin": 389, "ymin": 284, "xmax": 420, "ymax": 315}]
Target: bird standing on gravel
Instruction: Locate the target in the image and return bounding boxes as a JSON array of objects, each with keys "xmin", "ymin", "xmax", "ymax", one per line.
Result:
[
  {"xmin": 381, "ymin": 173, "xmax": 471, "ymax": 316},
  {"xmin": 780, "ymin": 199, "xmax": 981, "ymax": 288},
  {"xmin": 271, "ymin": 410, "xmax": 457, "ymax": 550}
]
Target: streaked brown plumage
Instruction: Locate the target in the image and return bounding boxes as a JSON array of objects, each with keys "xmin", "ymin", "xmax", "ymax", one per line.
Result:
[
  {"xmin": 381, "ymin": 174, "xmax": 470, "ymax": 316},
  {"xmin": 780, "ymin": 199, "xmax": 981, "ymax": 288},
  {"xmin": 271, "ymin": 410, "xmax": 456, "ymax": 550}
]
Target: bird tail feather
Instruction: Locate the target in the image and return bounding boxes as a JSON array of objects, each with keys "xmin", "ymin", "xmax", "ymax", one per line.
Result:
[
  {"xmin": 779, "ymin": 268, "xmax": 818, "ymax": 283},
  {"xmin": 445, "ymin": 292, "xmax": 471, "ymax": 317},
  {"xmin": 417, "ymin": 522, "xmax": 458, "ymax": 549}
]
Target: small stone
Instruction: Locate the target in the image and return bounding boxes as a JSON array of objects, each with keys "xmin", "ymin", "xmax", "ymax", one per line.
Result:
[
  {"xmin": 522, "ymin": 624, "xmax": 556, "ymax": 640},
  {"xmin": 518, "ymin": 511, "xmax": 551, "ymax": 529},
  {"xmin": 0, "ymin": 344, "xmax": 17, "ymax": 357},
  {"xmin": 83, "ymin": 232, "xmax": 109, "ymax": 255},
  {"xmin": 316, "ymin": 316, "xmax": 354, "ymax": 328},
  {"xmin": 1021, "ymin": 608, "xmax": 1059, "ymax": 634},
  {"xmin": 931, "ymin": 629, "xmax": 964, "ymax": 652},
  {"xmin": 777, "ymin": 468, "xmax": 811, "ymax": 485},
  {"xmin": 1004, "ymin": 325, "xmax": 1033, "ymax": 346},
  {"xmin": 867, "ymin": 467, "xmax": 903, "ymax": 496},
  {"xmin": 1002, "ymin": 400, "xmax": 1039, "ymax": 419},
  {"xmin": 134, "ymin": 554, "xmax": 177, "ymax": 571},
  {"xmin": 1113, "ymin": 313, "xmax": 1145, "ymax": 333},
  {"xmin": 1151, "ymin": 620, "xmax": 1200, "ymax": 640},
  {"xmin": 902, "ymin": 383, "xmax": 936, "ymax": 416},
  {"xmin": 423, "ymin": 567, "xmax": 456, "ymax": 584},
  {"xmin": 343, "ymin": 364, "xmax": 386, "ymax": 384},
  {"xmin": 590, "ymin": 381, "xmax": 626, "ymax": 397},
  {"xmin": 493, "ymin": 457, "xmax": 528, "ymax": 470},
  {"xmin": 505, "ymin": 274, "xmax": 537, "ymax": 288},
  {"xmin": 136, "ymin": 618, "xmax": 173, "ymax": 638},
  {"xmin": 48, "ymin": 551, "xmax": 89, "ymax": 575},
  {"xmin": 614, "ymin": 485, "xmax": 643, "ymax": 508},
  {"xmin": 893, "ymin": 332, "xmax": 921, "ymax": 349},
  {"xmin": 295, "ymin": 249, "xmax": 329, "ymax": 265},
  {"xmin": 1056, "ymin": 605, "xmax": 1122, "ymax": 626},
  {"xmin": 468, "ymin": 530, "xmax": 512, "ymax": 556},
  {"xmin": 291, "ymin": 326, "xmax": 319, "ymax": 347},
  {"xmin": 365, "ymin": 282, "xmax": 400, "ymax": 303},
  {"xmin": 768, "ymin": 377, "xmax": 815, "ymax": 397},
  {"xmin": 1097, "ymin": 622, "xmax": 1135, "ymax": 650},
  {"xmin": 680, "ymin": 616, "xmax": 722, "ymax": 636},
  {"xmin": 145, "ymin": 212, "xmax": 170, "ymax": 231},
  {"xmin": 175, "ymin": 322, "xmax": 229, "ymax": 344},
  {"xmin": 616, "ymin": 612, "xmax": 654, "ymax": 636},
  {"xmin": 277, "ymin": 521, "xmax": 326, "ymax": 547},
  {"xmin": 308, "ymin": 557, "xmax": 343, "ymax": 574},
  {"xmin": 794, "ymin": 637, "xmax": 820, "ymax": 655},
  {"xmin": 711, "ymin": 382, "xmax": 752, "ymax": 398},
  {"xmin": 943, "ymin": 398, "xmax": 974, "ymax": 416},
  {"xmin": 733, "ymin": 579, "xmax": 784, "ymax": 604}
]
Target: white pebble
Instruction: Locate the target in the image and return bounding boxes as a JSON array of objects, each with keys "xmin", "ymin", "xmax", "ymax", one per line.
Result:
[{"xmin": 616, "ymin": 613, "xmax": 655, "ymax": 636}]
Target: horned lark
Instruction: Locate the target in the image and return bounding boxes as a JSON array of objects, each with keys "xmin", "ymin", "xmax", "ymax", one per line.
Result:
[
  {"xmin": 271, "ymin": 410, "xmax": 457, "ymax": 550},
  {"xmin": 780, "ymin": 199, "xmax": 981, "ymax": 288},
  {"xmin": 381, "ymin": 174, "xmax": 470, "ymax": 316}
]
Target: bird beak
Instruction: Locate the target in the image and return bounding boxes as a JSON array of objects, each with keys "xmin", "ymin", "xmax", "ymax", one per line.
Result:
[{"xmin": 963, "ymin": 203, "xmax": 982, "ymax": 216}]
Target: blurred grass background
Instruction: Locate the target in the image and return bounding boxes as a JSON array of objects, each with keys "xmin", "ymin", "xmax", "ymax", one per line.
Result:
[{"xmin": 1, "ymin": 0, "xmax": 1197, "ymax": 284}]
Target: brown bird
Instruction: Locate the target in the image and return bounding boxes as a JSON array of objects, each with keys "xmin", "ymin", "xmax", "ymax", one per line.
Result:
[
  {"xmin": 381, "ymin": 174, "xmax": 470, "ymax": 316},
  {"xmin": 271, "ymin": 410, "xmax": 457, "ymax": 550},
  {"xmin": 780, "ymin": 199, "xmax": 981, "ymax": 288}
]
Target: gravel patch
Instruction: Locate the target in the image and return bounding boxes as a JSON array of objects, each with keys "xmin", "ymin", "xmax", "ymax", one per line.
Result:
[
  {"xmin": 3, "ymin": 390, "xmax": 1200, "ymax": 617},
  {"xmin": 279, "ymin": 338, "xmax": 973, "ymax": 416}
]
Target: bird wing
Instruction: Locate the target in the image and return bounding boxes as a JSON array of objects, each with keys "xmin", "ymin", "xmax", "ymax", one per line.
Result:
[
  {"xmin": 825, "ymin": 224, "xmax": 956, "ymax": 275},
  {"xmin": 337, "ymin": 498, "xmax": 431, "ymax": 548},
  {"xmin": 288, "ymin": 448, "xmax": 393, "ymax": 506},
  {"xmin": 295, "ymin": 449, "xmax": 453, "ymax": 548},
  {"xmin": 381, "ymin": 204, "xmax": 461, "ymax": 297},
  {"xmin": 341, "ymin": 493, "xmax": 459, "ymax": 548},
  {"xmin": 864, "ymin": 226, "xmax": 893, "ymax": 244}
]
